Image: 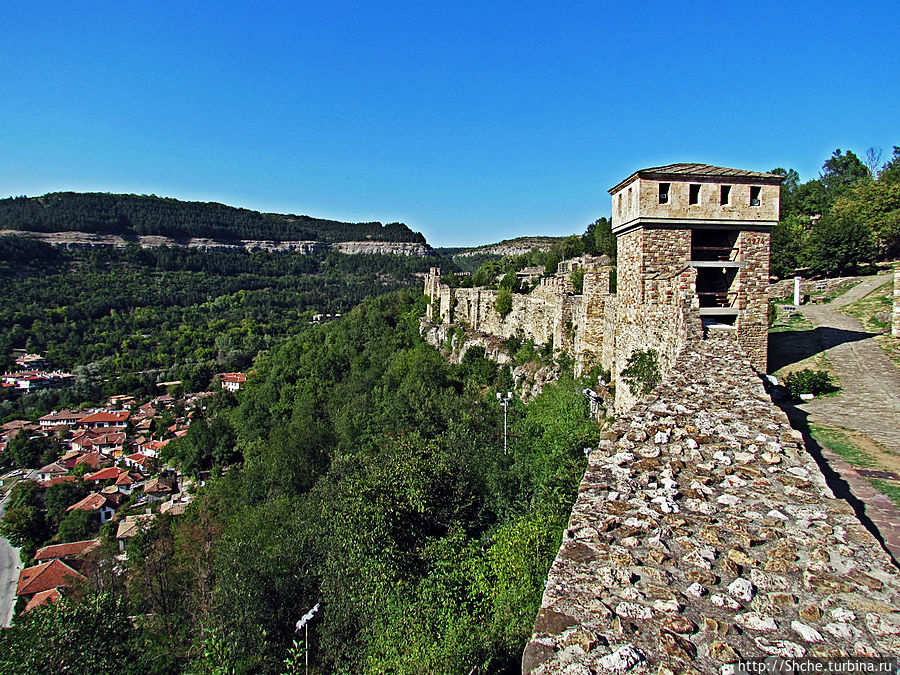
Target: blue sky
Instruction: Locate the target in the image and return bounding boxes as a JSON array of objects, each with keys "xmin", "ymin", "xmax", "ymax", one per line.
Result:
[{"xmin": 1, "ymin": 1, "xmax": 898, "ymax": 246}]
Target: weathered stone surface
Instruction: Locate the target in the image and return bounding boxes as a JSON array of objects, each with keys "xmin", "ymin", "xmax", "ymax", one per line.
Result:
[{"xmin": 523, "ymin": 340, "xmax": 900, "ymax": 673}]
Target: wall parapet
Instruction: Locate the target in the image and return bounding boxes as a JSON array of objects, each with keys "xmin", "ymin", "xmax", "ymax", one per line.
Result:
[{"xmin": 523, "ymin": 338, "xmax": 900, "ymax": 673}]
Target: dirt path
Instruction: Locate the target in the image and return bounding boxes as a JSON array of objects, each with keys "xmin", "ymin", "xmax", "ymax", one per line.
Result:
[{"xmin": 793, "ymin": 273, "xmax": 900, "ymax": 454}]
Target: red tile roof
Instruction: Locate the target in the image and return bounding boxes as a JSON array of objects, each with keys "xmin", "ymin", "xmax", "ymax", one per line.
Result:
[
  {"xmin": 66, "ymin": 493, "xmax": 108, "ymax": 512},
  {"xmin": 17, "ymin": 559, "xmax": 84, "ymax": 596},
  {"xmin": 44, "ymin": 476, "xmax": 77, "ymax": 487},
  {"xmin": 84, "ymin": 467, "xmax": 122, "ymax": 482},
  {"xmin": 78, "ymin": 411, "xmax": 130, "ymax": 425},
  {"xmin": 38, "ymin": 410, "xmax": 83, "ymax": 424},
  {"xmin": 33, "ymin": 539, "xmax": 99, "ymax": 562},
  {"xmin": 114, "ymin": 472, "xmax": 136, "ymax": 486},
  {"xmin": 38, "ymin": 462, "xmax": 67, "ymax": 476},
  {"xmin": 24, "ymin": 588, "xmax": 62, "ymax": 612},
  {"xmin": 74, "ymin": 452, "xmax": 102, "ymax": 469}
]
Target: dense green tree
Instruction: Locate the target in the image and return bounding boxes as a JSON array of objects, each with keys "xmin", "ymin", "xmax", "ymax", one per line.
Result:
[
  {"xmin": 44, "ymin": 480, "xmax": 89, "ymax": 527},
  {"xmin": 880, "ymin": 146, "xmax": 900, "ymax": 184},
  {"xmin": 0, "ymin": 192, "xmax": 426, "ymax": 243},
  {"xmin": 583, "ymin": 216, "xmax": 615, "ymax": 260},
  {"xmin": 57, "ymin": 508, "xmax": 98, "ymax": 543},
  {"xmin": 0, "ymin": 593, "xmax": 147, "ymax": 674},
  {"xmin": 495, "ymin": 288, "xmax": 513, "ymax": 317},
  {"xmin": 770, "ymin": 215, "xmax": 806, "ymax": 278},
  {"xmin": 804, "ymin": 211, "xmax": 875, "ymax": 277},
  {"xmin": 820, "ymin": 148, "xmax": 871, "ymax": 202}
]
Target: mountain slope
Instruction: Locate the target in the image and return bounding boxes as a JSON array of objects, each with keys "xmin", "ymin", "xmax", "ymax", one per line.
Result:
[{"xmin": 0, "ymin": 192, "xmax": 426, "ymax": 244}]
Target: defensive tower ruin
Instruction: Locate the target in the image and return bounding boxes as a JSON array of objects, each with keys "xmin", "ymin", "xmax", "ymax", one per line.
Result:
[{"xmin": 609, "ymin": 163, "xmax": 783, "ymax": 372}]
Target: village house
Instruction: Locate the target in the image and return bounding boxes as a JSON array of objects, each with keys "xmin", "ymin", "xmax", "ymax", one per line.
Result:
[
  {"xmin": 66, "ymin": 492, "xmax": 117, "ymax": 523},
  {"xmin": 115, "ymin": 513, "xmax": 155, "ymax": 553},
  {"xmin": 124, "ymin": 452, "xmax": 155, "ymax": 473},
  {"xmin": 77, "ymin": 410, "xmax": 130, "ymax": 429},
  {"xmin": 219, "ymin": 372, "xmax": 247, "ymax": 392},
  {"xmin": 16, "ymin": 559, "xmax": 85, "ymax": 610},
  {"xmin": 38, "ymin": 409, "xmax": 83, "ymax": 428},
  {"xmin": 14, "ymin": 353, "xmax": 45, "ymax": 370},
  {"xmin": 32, "ymin": 539, "xmax": 100, "ymax": 570},
  {"xmin": 36, "ymin": 462, "xmax": 68, "ymax": 483}
]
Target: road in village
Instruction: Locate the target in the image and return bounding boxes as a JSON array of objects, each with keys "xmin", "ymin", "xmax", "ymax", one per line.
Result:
[{"xmin": 0, "ymin": 490, "xmax": 22, "ymax": 628}]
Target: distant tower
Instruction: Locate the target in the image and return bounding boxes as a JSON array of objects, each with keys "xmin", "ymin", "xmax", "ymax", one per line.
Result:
[{"xmin": 609, "ymin": 163, "xmax": 783, "ymax": 372}]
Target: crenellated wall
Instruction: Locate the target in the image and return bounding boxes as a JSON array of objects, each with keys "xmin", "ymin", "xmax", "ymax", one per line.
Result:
[{"xmin": 523, "ymin": 339, "xmax": 900, "ymax": 672}]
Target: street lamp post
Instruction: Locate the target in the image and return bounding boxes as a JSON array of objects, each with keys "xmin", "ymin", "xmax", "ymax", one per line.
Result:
[
  {"xmin": 496, "ymin": 391, "xmax": 513, "ymax": 455},
  {"xmin": 296, "ymin": 603, "xmax": 320, "ymax": 675}
]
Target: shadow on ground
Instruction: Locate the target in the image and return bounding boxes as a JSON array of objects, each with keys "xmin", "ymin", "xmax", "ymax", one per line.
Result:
[
  {"xmin": 775, "ymin": 397, "xmax": 899, "ymax": 568},
  {"xmin": 768, "ymin": 326, "xmax": 875, "ymax": 373}
]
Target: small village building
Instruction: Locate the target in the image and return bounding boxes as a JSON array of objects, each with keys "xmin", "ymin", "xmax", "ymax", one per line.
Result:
[
  {"xmin": 66, "ymin": 492, "xmax": 116, "ymax": 523},
  {"xmin": 24, "ymin": 588, "xmax": 62, "ymax": 612},
  {"xmin": 33, "ymin": 539, "xmax": 100, "ymax": 566},
  {"xmin": 77, "ymin": 410, "xmax": 130, "ymax": 429},
  {"xmin": 16, "ymin": 559, "xmax": 84, "ymax": 603},
  {"xmin": 37, "ymin": 462, "xmax": 68, "ymax": 483},
  {"xmin": 115, "ymin": 513, "xmax": 156, "ymax": 552},
  {"xmin": 219, "ymin": 372, "xmax": 247, "ymax": 392},
  {"xmin": 38, "ymin": 409, "xmax": 84, "ymax": 428},
  {"xmin": 15, "ymin": 353, "xmax": 45, "ymax": 370}
]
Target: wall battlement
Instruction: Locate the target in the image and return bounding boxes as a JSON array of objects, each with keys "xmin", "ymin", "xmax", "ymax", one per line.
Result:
[{"xmin": 523, "ymin": 339, "xmax": 900, "ymax": 672}]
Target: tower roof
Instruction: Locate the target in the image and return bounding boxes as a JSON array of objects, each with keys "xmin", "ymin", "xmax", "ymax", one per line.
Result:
[{"xmin": 609, "ymin": 163, "xmax": 784, "ymax": 194}]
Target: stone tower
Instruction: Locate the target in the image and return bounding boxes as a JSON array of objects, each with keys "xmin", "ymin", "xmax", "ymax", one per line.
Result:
[{"xmin": 609, "ymin": 163, "xmax": 783, "ymax": 372}]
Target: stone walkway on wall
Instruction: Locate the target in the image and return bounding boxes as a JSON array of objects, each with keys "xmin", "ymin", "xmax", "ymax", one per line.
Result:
[
  {"xmin": 794, "ymin": 273, "xmax": 900, "ymax": 454},
  {"xmin": 523, "ymin": 339, "xmax": 900, "ymax": 673}
]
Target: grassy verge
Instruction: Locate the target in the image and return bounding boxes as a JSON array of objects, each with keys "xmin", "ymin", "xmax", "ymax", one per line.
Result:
[
  {"xmin": 871, "ymin": 480, "xmax": 900, "ymax": 508},
  {"xmin": 809, "ymin": 423, "xmax": 900, "ymax": 509},
  {"xmin": 769, "ymin": 310, "xmax": 814, "ymax": 333},
  {"xmin": 839, "ymin": 278, "xmax": 900, "ymax": 368},
  {"xmin": 809, "ymin": 424, "xmax": 877, "ymax": 469},
  {"xmin": 841, "ymin": 279, "xmax": 893, "ymax": 330}
]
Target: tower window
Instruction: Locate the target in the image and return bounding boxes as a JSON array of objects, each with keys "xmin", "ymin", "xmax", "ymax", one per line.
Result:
[
  {"xmin": 689, "ymin": 184, "xmax": 701, "ymax": 205},
  {"xmin": 750, "ymin": 186, "xmax": 761, "ymax": 206},
  {"xmin": 659, "ymin": 183, "xmax": 670, "ymax": 204},
  {"xmin": 628, "ymin": 187, "xmax": 633, "ymax": 209},
  {"xmin": 720, "ymin": 185, "xmax": 731, "ymax": 205}
]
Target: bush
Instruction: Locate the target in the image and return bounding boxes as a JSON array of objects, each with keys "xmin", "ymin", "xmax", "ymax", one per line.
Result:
[
  {"xmin": 620, "ymin": 349, "xmax": 661, "ymax": 397},
  {"xmin": 570, "ymin": 268, "xmax": 584, "ymax": 294},
  {"xmin": 783, "ymin": 369, "xmax": 838, "ymax": 400},
  {"xmin": 494, "ymin": 289, "xmax": 513, "ymax": 318}
]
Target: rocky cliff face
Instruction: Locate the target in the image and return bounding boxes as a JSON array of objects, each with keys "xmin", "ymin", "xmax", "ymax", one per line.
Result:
[
  {"xmin": 455, "ymin": 237, "xmax": 562, "ymax": 257},
  {"xmin": 1, "ymin": 230, "xmax": 434, "ymax": 256},
  {"xmin": 524, "ymin": 338, "xmax": 900, "ymax": 672}
]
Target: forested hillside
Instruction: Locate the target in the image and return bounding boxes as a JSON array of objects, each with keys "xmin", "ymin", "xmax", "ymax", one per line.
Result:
[
  {"xmin": 0, "ymin": 237, "xmax": 437, "ymax": 419},
  {"xmin": 0, "ymin": 192, "xmax": 426, "ymax": 243},
  {"xmin": 0, "ymin": 292, "xmax": 600, "ymax": 673}
]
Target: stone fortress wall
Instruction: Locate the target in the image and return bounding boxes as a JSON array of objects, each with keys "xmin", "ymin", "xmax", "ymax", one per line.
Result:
[
  {"xmin": 523, "ymin": 340, "xmax": 900, "ymax": 672},
  {"xmin": 424, "ymin": 255, "xmax": 620, "ymax": 379},
  {"xmin": 424, "ymin": 164, "xmax": 900, "ymax": 667}
]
